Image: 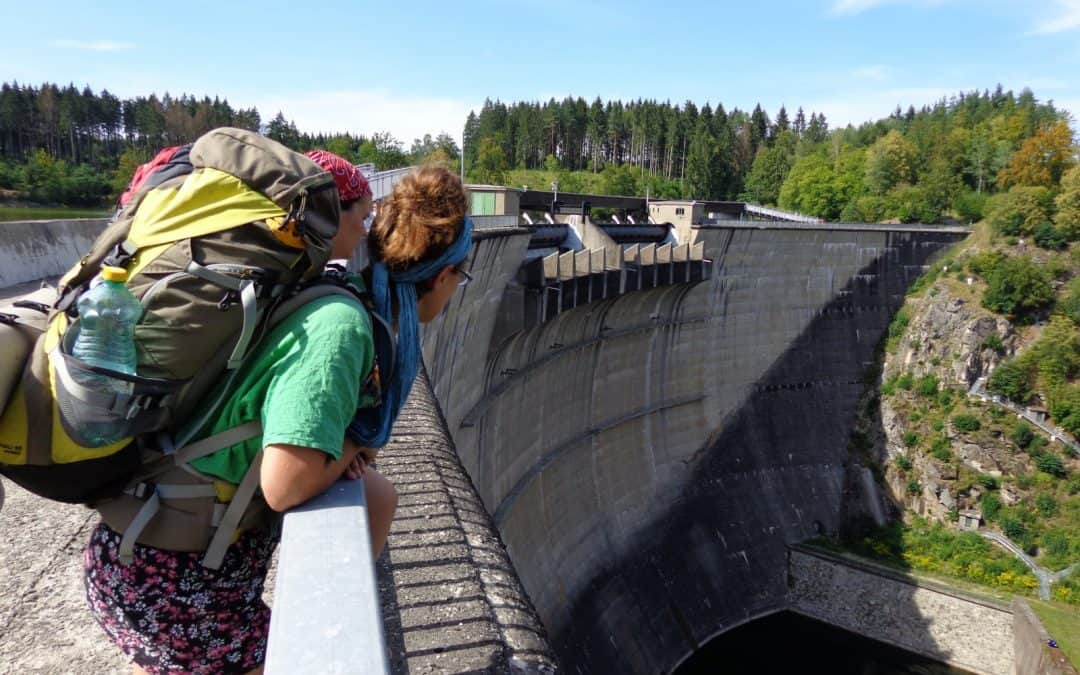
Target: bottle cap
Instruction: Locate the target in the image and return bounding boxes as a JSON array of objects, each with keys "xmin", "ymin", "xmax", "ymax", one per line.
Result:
[{"xmin": 101, "ymin": 266, "xmax": 129, "ymax": 282}]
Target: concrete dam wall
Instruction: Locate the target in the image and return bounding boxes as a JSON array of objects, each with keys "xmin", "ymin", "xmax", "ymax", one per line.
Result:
[
  {"xmin": 0, "ymin": 217, "xmax": 967, "ymax": 672},
  {"xmin": 422, "ymin": 224, "xmax": 964, "ymax": 673}
]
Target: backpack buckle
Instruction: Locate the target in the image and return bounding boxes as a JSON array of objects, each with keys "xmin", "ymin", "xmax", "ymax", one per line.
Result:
[
  {"xmin": 126, "ymin": 393, "xmax": 166, "ymax": 420},
  {"xmin": 129, "ymin": 481, "xmax": 156, "ymax": 501}
]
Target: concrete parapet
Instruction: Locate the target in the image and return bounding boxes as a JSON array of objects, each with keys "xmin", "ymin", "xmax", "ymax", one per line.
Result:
[
  {"xmin": 0, "ymin": 218, "xmax": 109, "ymax": 289},
  {"xmin": 1013, "ymin": 597, "xmax": 1079, "ymax": 675},
  {"xmin": 788, "ymin": 546, "xmax": 1014, "ymax": 675},
  {"xmin": 0, "ymin": 365, "xmax": 555, "ymax": 674}
]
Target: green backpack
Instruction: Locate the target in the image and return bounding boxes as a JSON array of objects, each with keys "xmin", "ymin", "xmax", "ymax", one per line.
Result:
[{"xmin": 0, "ymin": 127, "xmax": 393, "ymax": 568}]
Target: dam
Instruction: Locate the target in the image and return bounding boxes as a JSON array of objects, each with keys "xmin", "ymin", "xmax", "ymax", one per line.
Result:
[{"xmin": 3, "ymin": 187, "xmax": 1028, "ymax": 673}]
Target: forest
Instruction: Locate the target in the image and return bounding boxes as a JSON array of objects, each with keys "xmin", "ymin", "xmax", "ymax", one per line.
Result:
[
  {"xmin": 462, "ymin": 88, "xmax": 1075, "ymax": 225},
  {"xmin": 0, "ymin": 81, "xmax": 452, "ymax": 207},
  {"xmin": 1, "ymin": 81, "xmax": 1075, "ymax": 229}
]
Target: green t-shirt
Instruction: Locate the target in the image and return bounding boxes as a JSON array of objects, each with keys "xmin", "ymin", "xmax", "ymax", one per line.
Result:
[{"xmin": 189, "ymin": 294, "xmax": 374, "ymax": 484}]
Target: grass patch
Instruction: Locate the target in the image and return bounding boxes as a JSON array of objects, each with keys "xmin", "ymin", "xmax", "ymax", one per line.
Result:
[
  {"xmin": 0, "ymin": 206, "xmax": 109, "ymax": 221},
  {"xmin": 1029, "ymin": 599, "xmax": 1080, "ymax": 668}
]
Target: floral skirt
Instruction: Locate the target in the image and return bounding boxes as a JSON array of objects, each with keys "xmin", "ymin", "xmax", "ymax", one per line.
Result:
[{"xmin": 84, "ymin": 522, "xmax": 277, "ymax": 675}]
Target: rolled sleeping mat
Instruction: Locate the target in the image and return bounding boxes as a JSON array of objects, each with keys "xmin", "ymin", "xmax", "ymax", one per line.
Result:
[{"xmin": 0, "ymin": 286, "xmax": 56, "ymax": 413}]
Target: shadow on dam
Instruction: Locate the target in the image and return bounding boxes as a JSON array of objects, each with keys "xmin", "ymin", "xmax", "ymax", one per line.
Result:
[{"xmin": 539, "ymin": 230, "xmax": 962, "ymax": 673}]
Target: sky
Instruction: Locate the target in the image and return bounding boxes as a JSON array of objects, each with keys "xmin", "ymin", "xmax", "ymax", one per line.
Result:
[{"xmin": 2, "ymin": 0, "xmax": 1079, "ymax": 147}]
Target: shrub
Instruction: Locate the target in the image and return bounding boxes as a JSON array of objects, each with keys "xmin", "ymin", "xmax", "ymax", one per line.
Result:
[
  {"xmin": 904, "ymin": 431, "xmax": 920, "ymax": 448},
  {"xmin": 1068, "ymin": 475, "xmax": 1080, "ymax": 496},
  {"xmin": 917, "ymin": 374, "xmax": 940, "ymax": 397},
  {"xmin": 1011, "ymin": 422, "xmax": 1035, "ymax": 449},
  {"xmin": 1001, "ymin": 514, "xmax": 1028, "ymax": 542},
  {"xmin": 881, "ymin": 377, "xmax": 898, "ymax": 396},
  {"xmin": 1055, "ymin": 165, "xmax": 1080, "ymax": 240},
  {"xmin": 987, "ymin": 358, "xmax": 1034, "ymax": 403},
  {"xmin": 952, "ymin": 414, "xmax": 982, "ymax": 432},
  {"xmin": 967, "ymin": 250, "xmax": 1005, "ymax": 278},
  {"xmin": 1041, "ymin": 530, "xmax": 1075, "ymax": 571},
  {"xmin": 1049, "ymin": 386, "xmax": 1080, "ymax": 437},
  {"xmin": 977, "ymin": 474, "xmax": 1001, "ymax": 490},
  {"xmin": 931, "ymin": 418, "xmax": 945, "ymax": 432},
  {"xmin": 1029, "ymin": 435, "xmax": 1049, "ymax": 454},
  {"xmin": 895, "ymin": 455, "xmax": 913, "ymax": 471},
  {"xmin": 930, "ymin": 436, "xmax": 953, "ymax": 461},
  {"xmin": 842, "ymin": 195, "xmax": 887, "ymax": 223},
  {"xmin": 985, "ymin": 186, "xmax": 1054, "ymax": 236},
  {"xmin": 886, "ymin": 308, "xmax": 911, "ymax": 353},
  {"xmin": 954, "ymin": 189, "xmax": 989, "ymax": 223},
  {"xmin": 1035, "ymin": 452, "xmax": 1066, "ymax": 478},
  {"xmin": 981, "ymin": 492, "xmax": 1002, "ymax": 521},
  {"xmin": 982, "ymin": 256, "xmax": 1054, "ymax": 318},
  {"xmin": 983, "ymin": 334, "xmax": 1005, "ymax": 354},
  {"xmin": 1036, "ymin": 493, "xmax": 1059, "ymax": 518},
  {"xmin": 887, "ymin": 183, "xmax": 941, "ymax": 224},
  {"xmin": 1017, "ymin": 471, "xmax": 1037, "ymax": 489},
  {"xmin": 896, "ymin": 372, "xmax": 914, "ymax": 390},
  {"xmin": 907, "ymin": 479, "xmax": 922, "ymax": 496},
  {"xmin": 1033, "ymin": 222, "xmax": 1068, "ymax": 250},
  {"xmin": 1061, "ymin": 278, "xmax": 1080, "ymax": 326}
]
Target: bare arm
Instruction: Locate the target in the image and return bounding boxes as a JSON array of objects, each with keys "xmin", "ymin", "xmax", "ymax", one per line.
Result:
[{"xmin": 260, "ymin": 440, "xmax": 364, "ymax": 512}]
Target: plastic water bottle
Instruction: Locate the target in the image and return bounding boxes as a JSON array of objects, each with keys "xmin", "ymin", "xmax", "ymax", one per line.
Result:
[{"xmin": 71, "ymin": 266, "xmax": 142, "ymax": 444}]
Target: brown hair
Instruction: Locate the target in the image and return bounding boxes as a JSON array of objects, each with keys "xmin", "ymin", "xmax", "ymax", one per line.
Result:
[{"xmin": 368, "ymin": 166, "xmax": 468, "ymax": 274}]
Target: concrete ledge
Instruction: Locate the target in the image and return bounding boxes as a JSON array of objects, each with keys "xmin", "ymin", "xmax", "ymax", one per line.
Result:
[
  {"xmin": 265, "ymin": 479, "xmax": 389, "ymax": 675},
  {"xmin": 788, "ymin": 545, "xmax": 1013, "ymax": 675},
  {"xmin": 0, "ymin": 218, "xmax": 109, "ymax": 289},
  {"xmin": 1013, "ymin": 597, "xmax": 1079, "ymax": 675}
]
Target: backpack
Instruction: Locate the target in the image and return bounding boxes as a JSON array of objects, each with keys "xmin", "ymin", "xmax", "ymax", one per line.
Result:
[{"xmin": 0, "ymin": 127, "xmax": 395, "ymax": 569}]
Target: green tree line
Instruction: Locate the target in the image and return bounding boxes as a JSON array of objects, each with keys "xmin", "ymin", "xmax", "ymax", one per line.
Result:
[
  {"xmin": 464, "ymin": 86, "xmax": 1075, "ymax": 223},
  {"xmin": 0, "ymin": 81, "xmax": 458, "ymax": 206}
]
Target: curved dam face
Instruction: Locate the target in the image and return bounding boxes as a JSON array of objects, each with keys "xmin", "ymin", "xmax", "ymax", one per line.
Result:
[{"xmin": 422, "ymin": 225, "xmax": 964, "ymax": 673}]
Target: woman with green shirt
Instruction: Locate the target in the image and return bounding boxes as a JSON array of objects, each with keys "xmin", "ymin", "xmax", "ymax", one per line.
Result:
[{"xmin": 84, "ymin": 161, "xmax": 472, "ymax": 675}]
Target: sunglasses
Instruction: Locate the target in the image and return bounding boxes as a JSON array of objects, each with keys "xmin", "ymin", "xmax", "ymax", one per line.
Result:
[{"xmin": 456, "ymin": 267, "xmax": 473, "ymax": 287}]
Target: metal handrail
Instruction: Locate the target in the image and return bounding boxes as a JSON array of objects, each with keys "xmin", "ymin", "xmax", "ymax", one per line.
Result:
[{"xmin": 265, "ymin": 479, "xmax": 389, "ymax": 674}]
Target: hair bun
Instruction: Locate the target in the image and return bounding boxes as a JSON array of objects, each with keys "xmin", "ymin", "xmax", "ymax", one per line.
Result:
[{"xmin": 369, "ymin": 167, "xmax": 468, "ymax": 272}]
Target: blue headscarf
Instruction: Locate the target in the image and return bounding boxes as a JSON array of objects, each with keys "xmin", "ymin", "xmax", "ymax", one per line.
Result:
[{"xmin": 347, "ymin": 215, "xmax": 474, "ymax": 448}]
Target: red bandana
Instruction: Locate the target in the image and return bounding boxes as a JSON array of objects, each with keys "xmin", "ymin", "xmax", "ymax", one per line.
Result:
[{"xmin": 304, "ymin": 150, "xmax": 372, "ymax": 202}]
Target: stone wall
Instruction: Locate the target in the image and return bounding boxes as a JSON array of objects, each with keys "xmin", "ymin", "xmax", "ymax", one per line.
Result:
[
  {"xmin": 789, "ymin": 546, "xmax": 1014, "ymax": 675},
  {"xmin": 0, "ymin": 218, "xmax": 109, "ymax": 288}
]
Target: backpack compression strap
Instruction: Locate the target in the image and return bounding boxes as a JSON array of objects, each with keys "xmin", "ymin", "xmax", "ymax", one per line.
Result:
[
  {"xmin": 119, "ymin": 280, "xmax": 393, "ymax": 568},
  {"xmin": 118, "ymin": 420, "xmax": 262, "ymax": 566}
]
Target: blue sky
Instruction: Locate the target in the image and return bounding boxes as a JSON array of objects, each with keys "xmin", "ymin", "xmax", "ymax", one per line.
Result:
[{"xmin": 2, "ymin": 0, "xmax": 1078, "ymax": 146}]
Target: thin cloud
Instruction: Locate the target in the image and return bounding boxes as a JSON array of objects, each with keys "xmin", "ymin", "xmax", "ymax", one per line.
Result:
[
  {"xmin": 831, "ymin": 0, "xmax": 887, "ymax": 14},
  {"xmin": 829, "ymin": 0, "xmax": 945, "ymax": 16},
  {"xmin": 806, "ymin": 86, "xmax": 967, "ymax": 127},
  {"xmin": 852, "ymin": 65, "xmax": 891, "ymax": 80},
  {"xmin": 48, "ymin": 39, "xmax": 135, "ymax": 52},
  {"xmin": 250, "ymin": 89, "xmax": 476, "ymax": 146},
  {"xmin": 1029, "ymin": 0, "xmax": 1080, "ymax": 34}
]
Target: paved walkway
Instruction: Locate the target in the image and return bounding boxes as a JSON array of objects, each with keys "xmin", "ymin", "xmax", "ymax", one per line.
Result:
[
  {"xmin": 964, "ymin": 352, "xmax": 1079, "ymax": 601},
  {"xmin": 969, "ymin": 376, "xmax": 1080, "ymax": 457},
  {"xmin": 979, "ymin": 531, "xmax": 1078, "ymax": 601}
]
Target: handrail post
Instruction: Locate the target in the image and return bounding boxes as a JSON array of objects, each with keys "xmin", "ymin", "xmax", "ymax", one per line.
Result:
[{"xmin": 265, "ymin": 479, "xmax": 390, "ymax": 674}]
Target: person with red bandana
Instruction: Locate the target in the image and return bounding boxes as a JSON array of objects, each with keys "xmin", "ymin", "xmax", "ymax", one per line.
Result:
[{"xmin": 83, "ymin": 151, "xmax": 463, "ymax": 675}]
